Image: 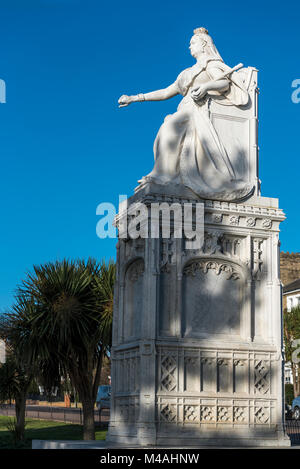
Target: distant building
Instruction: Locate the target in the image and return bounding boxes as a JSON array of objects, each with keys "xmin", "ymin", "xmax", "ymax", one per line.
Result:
[
  {"xmin": 283, "ymin": 278, "xmax": 300, "ymax": 312},
  {"xmin": 284, "ymin": 362, "xmax": 293, "ymax": 385},
  {"xmin": 0, "ymin": 340, "xmax": 5, "ymax": 364}
]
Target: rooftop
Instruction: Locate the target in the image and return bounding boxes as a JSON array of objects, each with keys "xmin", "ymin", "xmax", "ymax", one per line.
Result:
[{"xmin": 283, "ymin": 278, "xmax": 300, "ymax": 294}]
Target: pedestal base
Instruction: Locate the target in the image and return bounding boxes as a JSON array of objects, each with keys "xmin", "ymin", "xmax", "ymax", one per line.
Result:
[{"xmin": 107, "ymin": 187, "xmax": 289, "ymax": 448}]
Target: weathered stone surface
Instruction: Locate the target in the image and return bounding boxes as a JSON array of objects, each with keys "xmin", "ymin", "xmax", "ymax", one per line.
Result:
[{"xmin": 106, "ymin": 191, "xmax": 289, "ymax": 447}]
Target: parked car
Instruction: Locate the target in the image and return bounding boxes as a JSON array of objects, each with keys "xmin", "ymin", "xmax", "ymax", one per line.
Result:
[
  {"xmin": 292, "ymin": 396, "xmax": 300, "ymax": 420},
  {"xmin": 96, "ymin": 385, "xmax": 111, "ymax": 411}
]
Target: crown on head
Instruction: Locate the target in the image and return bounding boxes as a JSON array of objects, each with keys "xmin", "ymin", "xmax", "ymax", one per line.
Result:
[{"xmin": 193, "ymin": 27, "xmax": 209, "ymax": 35}]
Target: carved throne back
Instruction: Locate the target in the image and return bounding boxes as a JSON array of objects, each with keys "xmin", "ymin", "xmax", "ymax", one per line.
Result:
[{"xmin": 209, "ymin": 67, "xmax": 259, "ymax": 197}]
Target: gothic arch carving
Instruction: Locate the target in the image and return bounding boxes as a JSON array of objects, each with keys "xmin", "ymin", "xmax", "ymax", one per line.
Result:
[
  {"xmin": 182, "ymin": 256, "xmax": 249, "ymax": 282},
  {"xmin": 182, "ymin": 257, "xmax": 249, "ymax": 340},
  {"xmin": 123, "ymin": 258, "xmax": 144, "ymax": 341}
]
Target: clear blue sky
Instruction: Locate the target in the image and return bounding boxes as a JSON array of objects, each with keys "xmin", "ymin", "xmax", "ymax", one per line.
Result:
[{"xmin": 0, "ymin": 0, "xmax": 299, "ymax": 310}]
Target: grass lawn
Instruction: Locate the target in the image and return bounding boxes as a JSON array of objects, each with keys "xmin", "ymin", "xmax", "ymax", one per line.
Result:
[{"xmin": 0, "ymin": 415, "xmax": 107, "ymax": 449}]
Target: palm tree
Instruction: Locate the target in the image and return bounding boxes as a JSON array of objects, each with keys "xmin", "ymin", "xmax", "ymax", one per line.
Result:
[
  {"xmin": 19, "ymin": 258, "xmax": 115, "ymax": 440},
  {"xmin": 0, "ymin": 299, "xmax": 36, "ymax": 443},
  {"xmin": 0, "ymin": 295, "xmax": 56, "ymax": 441},
  {"xmin": 94, "ymin": 260, "xmax": 116, "ymax": 351},
  {"xmin": 0, "ymin": 353, "xmax": 32, "ymax": 442}
]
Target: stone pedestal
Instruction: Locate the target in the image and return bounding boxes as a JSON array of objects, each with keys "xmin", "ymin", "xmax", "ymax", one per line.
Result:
[{"xmin": 106, "ymin": 185, "xmax": 290, "ymax": 447}]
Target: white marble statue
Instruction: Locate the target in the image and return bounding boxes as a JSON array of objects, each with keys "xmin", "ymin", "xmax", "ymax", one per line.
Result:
[
  {"xmin": 118, "ymin": 27, "xmax": 254, "ymax": 201},
  {"xmin": 107, "ymin": 28, "xmax": 289, "ymax": 447}
]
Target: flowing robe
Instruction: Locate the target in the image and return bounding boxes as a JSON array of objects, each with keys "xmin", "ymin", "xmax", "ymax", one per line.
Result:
[{"xmin": 141, "ymin": 58, "xmax": 253, "ymax": 201}]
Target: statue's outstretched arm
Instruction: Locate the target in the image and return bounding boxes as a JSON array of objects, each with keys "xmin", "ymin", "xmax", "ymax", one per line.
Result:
[{"xmin": 118, "ymin": 82, "xmax": 179, "ymax": 108}]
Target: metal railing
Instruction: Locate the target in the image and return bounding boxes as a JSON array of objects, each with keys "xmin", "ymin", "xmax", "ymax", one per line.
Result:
[
  {"xmin": 285, "ymin": 419, "xmax": 300, "ymax": 445},
  {"xmin": 0, "ymin": 404, "xmax": 109, "ymax": 426}
]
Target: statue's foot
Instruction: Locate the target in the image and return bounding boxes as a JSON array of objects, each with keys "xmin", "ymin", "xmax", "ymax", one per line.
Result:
[
  {"xmin": 137, "ymin": 176, "xmax": 147, "ymax": 184},
  {"xmin": 137, "ymin": 175, "xmax": 158, "ymax": 185}
]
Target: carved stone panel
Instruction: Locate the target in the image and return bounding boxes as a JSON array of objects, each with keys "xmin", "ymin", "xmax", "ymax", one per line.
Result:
[
  {"xmin": 184, "ymin": 405, "xmax": 199, "ymax": 422},
  {"xmin": 184, "ymin": 356, "xmax": 200, "ymax": 392},
  {"xmin": 115, "ymin": 349, "xmax": 140, "ymax": 394},
  {"xmin": 254, "ymin": 406, "xmax": 270, "ymax": 424},
  {"xmin": 251, "ymin": 238, "xmax": 264, "ymax": 279},
  {"xmin": 217, "ymin": 359, "xmax": 231, "ymax": 393},
  {"xmin": 157, "ymin": 397, "xmax": 276, "ymax": 428},
  {"xmin": 115, "ymin": 396, "xmax": 140, "ymax": 423},
  {"xmin": 233, "ymin": 360, "xmax": 247, "ymax": 394},
  {"xmin": 182, "ymin": 261, "xmax": 242, "ymax": 338},
  {"xmin": 160, "ymin": 402, "xmax": 177, "ymax": 423},
  {"xmin": 159, "ymin": 270, "xmax": 177, "ymax": 337},
  {"xmin": 160, "ymin": 354, "xmax": 177, "ymax": 392},
  {"xmin": 201, "ymin": 358, "xmax": 216, "ymax": 392},
  {"xmin": 233, "ymin": 406, "xmax": 247, "ymax": 423},
  {"xmin": 211, "ymin": 110, "xmax": 250, "ymax": 184},
  {"xmin": 123, "ymin": 259, "xmax": 144, "ymax": 341},
  {"xmin": 254, "ymin": 360, "xmax": 270, "ymax": 395}
]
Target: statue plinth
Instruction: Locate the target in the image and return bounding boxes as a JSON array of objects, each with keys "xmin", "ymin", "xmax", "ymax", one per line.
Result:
[{"xmin": 106, "ymin": 187, "xmax": 290, "ymax": 447}]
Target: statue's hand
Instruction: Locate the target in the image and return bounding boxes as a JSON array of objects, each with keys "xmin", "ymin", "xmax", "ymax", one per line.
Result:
[
  {"xmin": 118, "ymin": 94, "xmax": 132, "ymax": 108},
  {"xmin": 191, "ymin": 85, "xmax": 208, "ymax": 102}
]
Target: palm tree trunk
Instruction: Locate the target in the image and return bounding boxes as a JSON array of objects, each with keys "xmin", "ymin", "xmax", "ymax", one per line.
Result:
[
  {"xmin": 15, "ymin": 392, "xmax": 26, "ymax": 441},
  {"xmin": 92, "ymin": 351, "xmax": 103, "ymax": 401},
  {"xmin": 82, "ymin": 398, "xmax": 95, "ymax": 440}
]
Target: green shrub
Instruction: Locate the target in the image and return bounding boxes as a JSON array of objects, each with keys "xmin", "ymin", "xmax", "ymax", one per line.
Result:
[{"xmin": 285, "ymin": 383, "xmax": 294, "ymax": 406}]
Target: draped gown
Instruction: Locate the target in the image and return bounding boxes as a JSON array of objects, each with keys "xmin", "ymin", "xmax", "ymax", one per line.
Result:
[{"xmin": 139, "ymin": 57, "xmax": 253, "ymax": 201}]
